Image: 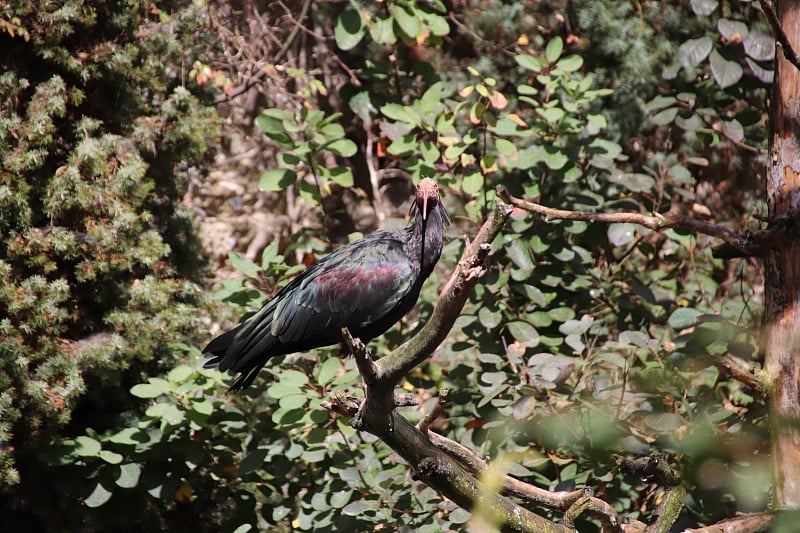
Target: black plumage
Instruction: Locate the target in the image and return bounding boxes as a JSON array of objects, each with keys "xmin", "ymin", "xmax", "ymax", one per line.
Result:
[{"xmin": 203, "ymin": 178, "xmax": 450, "ymax": 391}]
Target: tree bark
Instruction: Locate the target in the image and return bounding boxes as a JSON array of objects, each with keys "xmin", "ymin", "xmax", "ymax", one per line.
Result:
[{"xmin": 765, "ymin": 0, "xmax": 800, "ymax": 507}]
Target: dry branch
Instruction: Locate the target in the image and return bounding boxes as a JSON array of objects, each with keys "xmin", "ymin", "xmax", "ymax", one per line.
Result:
[{"xmin": 495, "ymin": 186, "xmax": 772, "ymax": 258}]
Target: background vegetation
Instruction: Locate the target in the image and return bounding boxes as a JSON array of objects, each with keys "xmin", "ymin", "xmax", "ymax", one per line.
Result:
[{"xmin": 0, "ymin": 0, "xmax": 787, "ymax": 531}]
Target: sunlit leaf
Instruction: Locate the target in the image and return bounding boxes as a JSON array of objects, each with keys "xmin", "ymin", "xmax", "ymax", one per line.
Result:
[
  {"xmin": 607, "ymin": 223, "xmax": 636, "ymax": 246},
  {"xmin": 334, "ymin": 9, "xmax": 366, "ymax": 51},
  {"xmin": 679, "ymin": 37, "xmax": 712, "ymax": 67},
  {"xmin": 743, "ymin": 33, "xmax": 774, "ymax": 61},
  {"xmin": 709, "ymin": 49, "xmax": 743, "ymax": 89}
]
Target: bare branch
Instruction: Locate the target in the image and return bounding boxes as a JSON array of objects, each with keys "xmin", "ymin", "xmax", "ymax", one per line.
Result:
[
  {"xmin": 496, "ymin": 186, "xmax": 772, "ymax": 258},
  {"xmin": 417, "ymin": 389, "xmax": 449, "ymax": 432},
  {"xmin": 685, "ymin": 511, "xmax": 776, "ymax": 533},
  {"xmin": 709, "ymin": 353, "xmax": 765, "ymax": 397},
  {"xmin": 427, "ymin": 431, "xmax": 625, "ymax": 532}
]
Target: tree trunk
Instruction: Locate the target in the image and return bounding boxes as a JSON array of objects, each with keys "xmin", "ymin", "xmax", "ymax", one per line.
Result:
[{"xmin": 766, "ymin": 0, "xmax": 800, "ymax": 507}]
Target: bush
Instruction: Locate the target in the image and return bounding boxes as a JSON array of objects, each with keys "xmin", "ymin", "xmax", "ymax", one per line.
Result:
[{"xmin": 0, "ymin": 0, "xmax": 218, "ymax": 528}]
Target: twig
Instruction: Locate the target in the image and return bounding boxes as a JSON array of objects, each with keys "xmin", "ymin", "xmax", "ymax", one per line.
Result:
[
  {"xmin": 496, "ymin": 185, "xmax": 773, "ymax": 258},
  {"xmin": 758, "ymin": 0, "xmax": 800, "ymax": 73},
  {"xmin": 215, "ymin": 0, "xmax": 313, "ymax": 103},
  {"xmin": 417, "ymin": 389, "xmax": 449, "ymax": 432}
]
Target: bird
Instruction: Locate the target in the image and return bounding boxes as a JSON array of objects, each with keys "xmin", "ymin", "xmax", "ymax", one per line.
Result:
[{"xmin": 203, "ymin": 178, "xmax": 450, "ymax": 391}]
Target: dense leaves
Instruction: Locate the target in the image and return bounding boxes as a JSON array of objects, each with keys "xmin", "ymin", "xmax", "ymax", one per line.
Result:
[{"xmin": 4, "ymin": 0, "xmax": 774, "ymax": 531}]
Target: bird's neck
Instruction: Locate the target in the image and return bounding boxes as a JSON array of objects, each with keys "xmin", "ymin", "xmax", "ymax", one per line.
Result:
[{"xmin": 409, "ymin": 206, "xmax": 445, "ymax": 278}]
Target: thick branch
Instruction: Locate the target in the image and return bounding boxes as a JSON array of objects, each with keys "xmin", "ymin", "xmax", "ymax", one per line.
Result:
[
  {"xmin": 496, "ymin": 186, "xmax": 772, "ymax": 258},
  {"xmin": 325, "ymin": 393, "xmax": 568, "ymax": 532}
]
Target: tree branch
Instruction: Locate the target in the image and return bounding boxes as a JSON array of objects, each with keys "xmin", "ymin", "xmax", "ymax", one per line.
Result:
[
  {"xmin": 758, "ymin": 0, "xmax": 800, "ymax": 73},
  {"xmin": 495, "ymin": 186, "xmax": 773, "ymax": 258},
  {"xmin": 709, "ymin": 353, "xmax": 765, "ymax": 397},
  {"xmin": 427, "ymin": 430, "xmax": 626, "ymax": 532},
  {"xmin": 322, "ymin": 197, "xmax": 769, "ymax": 532},
  {"xmin": 684, "ymin": 511, "xmax": 775, "ymax": 533}
]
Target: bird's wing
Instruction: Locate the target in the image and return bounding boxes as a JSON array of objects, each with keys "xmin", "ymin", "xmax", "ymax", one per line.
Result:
[{"xmin": 270, "ymin": 233, "xmax": 415, "ymax": 344}]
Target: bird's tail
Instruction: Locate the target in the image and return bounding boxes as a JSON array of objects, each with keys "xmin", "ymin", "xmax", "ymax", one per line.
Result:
[{"xmin": 203, "ymin": 304, "xmax": 280, "ymax": 392}]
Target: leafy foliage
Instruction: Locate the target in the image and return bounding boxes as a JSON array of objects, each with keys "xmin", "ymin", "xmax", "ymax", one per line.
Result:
[
  {"xmin": 6, "ymin": 0, "xmax": 775, "ymax": 531},
  {"xmin": 0, "ymin": 0, "xmax": 218, "ymax": 527}
]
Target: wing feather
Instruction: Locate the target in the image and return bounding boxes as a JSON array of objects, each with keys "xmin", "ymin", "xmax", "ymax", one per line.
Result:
[{"xmin": 271, "ymin": 233, "xmax": 415, "ymax": 345}]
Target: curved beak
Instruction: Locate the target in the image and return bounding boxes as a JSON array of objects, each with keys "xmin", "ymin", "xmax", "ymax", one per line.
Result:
[{"xmin": 422, "ymin": 194, "xmax": 428, "ymax": 221}]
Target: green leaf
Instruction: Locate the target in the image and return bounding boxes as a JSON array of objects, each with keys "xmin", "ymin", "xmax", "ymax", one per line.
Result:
[
  {"xmin": 449, "ymin": 507, "xmax": 472, "ymax": 524},
  {"xmin": 478, "ymin": 307, "xmax": 503, "ymax": 329},
  {"xmin": 279, "ymin": 393, "xmax": 308, "ymax": 410},
  {"xmin": 167, "ymin": 364, "xmax": 193, "ymax": 383},
  {"xmin": 330, "ymin": 489, "xmax": 353, "ymax": 509},
  {"xmin": 721, "ymin": 119, "xmax": 744, "ymax": 142},
  {"xmin": 679, "ymin": 37, "xmax": 712, "ymax": 67},
  {"xmin": 349, "ymin": 91, "xmax": 374, "ymax": 122},
  {"xmin": 328, "ymin": 166, "xmax": 354, "ymax": 187},
  {"xmin": 191, "ymin": 398, "xmax": 214, "ymax": 416},
  {"xmin": 607, "ymin": 223, "xmax": 636, "ymax": 246},
  {"xmin": 690, "ymin": 0, "xmax": 718, "ymax": 16},
  {"xmin": 255, "ymin": 109, "xmax": 290, "ymax": 134},
  {"xmin": 709, "ymin": 49, "xmax": 743, "ymax": 89},
  {"xmin": 461, "ymin": 172, "xmax": 483, "ymax": 195},
  {"xmin": 556, "ymin": 55, "xmax": 583, "ymax": 73},
  {"xmin": 381, "ymin": 103, "xmax": 418, "ymax": 125},
  {"xmin": 130, "ymin": 382, "xmax": 168, "ymax": 399},
  {"xmin": 228, "ymin": 251, "xmax": 261, "ymax": 278},
  {"xmin": 541, "ymin": 147, "xmax": 568, "ymax": 170},
  {"xmin": 506, "ymin": 239, "xmax": 533, "ymax": 270},
  {"xmin": 495, "ymin": 138, "xmax": 517, "ymax": 159},
  {"xmin": 643, "ymin": 412, "xmax": 685, "ymax": 432},
  {"xmin": 98, "ymin": 450, "xmax": 123, "ymax": 464},
  {"xmin": 718, "ymin": 19, "xmax": 748, "ymax": 41},
  {"xmin": 116, "ymin": 463, "xmax": 141, "ymax": 489},
  {"xmin": 650, "ymin": 107, "xmax": 678, "ymax": 126},
  {"xmin": 421, "ymin": 11, "xmax": 449, "ymax": 36},
  {"xmin": 259, "ymin": 168, "xmax": 297, "ymax": 192},
  {"xmin": 537, "ymin": 106, "xmax": 565, "ymax": 123},
  {"xmin": 279, "ymin": 369, "xmax": 309, "ymax": 387},
  {"xmin": 74, "ymin": 436, "xmax": 102, "ymax": 457},
  {"xmin": 85, "ymin": 481, "xmax": 113, "ymax": 508},
  {"xmin": 391, "ymin": 4, "xmax": 421, "ymax": 39},
  {"xmin": 545, "ymin": 37, "xmax": 564, "ymax": 63},
  {"xmin": 514, "ymin": 54, "xmax": 543, "ymax": 72},
  {"xmin": 146, "ymin": 403, "xmax": 185, "ymax": 425},
  {"xmin": 369, "ymin": 17, "xmax": 397, "ymax": 45},
  {"xmin": 507, "ymin": 321, "xmax": 540, "ymax": 345},
  {"xmin": 326, "ymin": 139, "xmax": 357, "ymax": 157},
  {"xmin": 317, "ymin": 357, "xmax": 341, "ymax": 386},
  {"xmin": 668, "ymin": 307, "xmax": 702, "ymax": 329},
  {"xmin": 342, "ymin": 499, "xmax": 379, "ymax": 516},
  {"xmin": 744, "ymin": 33, "xmax": 774, "ymax": 62},
  {"xmin": 239, "ymin": 449, "xmax": 268, "ymax": 475},
  {"xmin": 387, "ymin": 134, "xmax": 417, "ymax": 156},
  {"xmin": 334, "ymin": 9, "xmax": 366, "ymax": 51}
]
